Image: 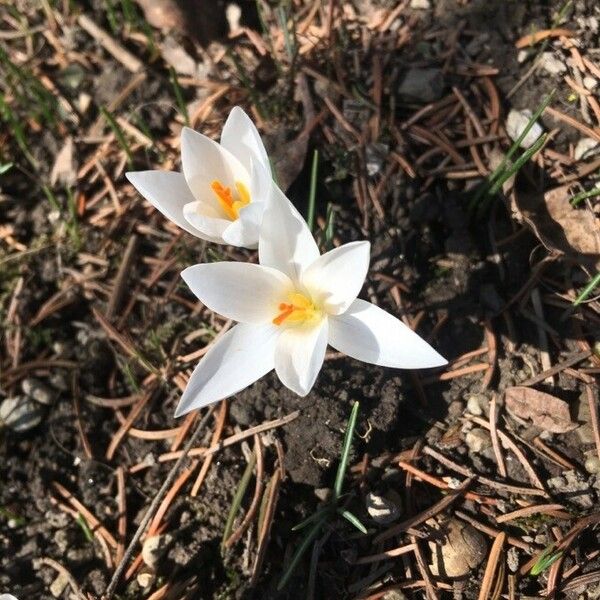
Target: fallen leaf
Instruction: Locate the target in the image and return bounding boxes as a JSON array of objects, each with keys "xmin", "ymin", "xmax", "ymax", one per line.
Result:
[
  {"xmin": 268, "ymin": 73, "xmax": 314, "ymax": 191},
  {"xmin": 505, "ymin": 386, "xmax": 576, "ymax": 433},
  {"xmin": 512, "ymin": 185, "xmax": 600, "ymax": 270},
  {"xmin": 50, "ymin": 137, "xmax": 76, "ymax": 187}
]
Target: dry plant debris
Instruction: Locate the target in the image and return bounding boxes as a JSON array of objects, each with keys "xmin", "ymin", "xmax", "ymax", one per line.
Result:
[{"xmin": 1, "ymin": 0, "xmax": 600, "ymax": 599}]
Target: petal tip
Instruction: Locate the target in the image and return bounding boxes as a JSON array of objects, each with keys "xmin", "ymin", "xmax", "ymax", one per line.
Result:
[{"xmin": 173, "ymin": 399, "xmax": 190, "ymax": 418}]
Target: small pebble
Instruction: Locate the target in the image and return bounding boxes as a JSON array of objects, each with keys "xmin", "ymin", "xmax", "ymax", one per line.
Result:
[
  {"xmin": 466, "ymin": 395, "xmax": 483, "ymax": 416},
  {"xmin": 409, "ymin": 0, "xmax": 430, "ymax": 8},
  {"xmin": 507, "ymin": 547, "xmax": 520, "ymax": 573},
  {"xmin": 397, "ymin": 68, "xmax": 445, "ymax": 103},
  {"xmin": 21, "ymin": 377, "xmax": 54, "ymax": 405},
  {"xmin": 540, "ymin": 52, "xmax": 566, "ymax": 75},
  {"xmin": 429, "ymin": 519, "xmax": 487, "ymax": 577},
  {"xmin": 382, "ymin": 592, "xmax": 408, "ymax": 600},
  {"xmin": 583, "ymin": 76, "xmax": 597, "ymax": 90},
  {"xmin": 137, "ymin": 567, "xmax": 155, "ymax": 589},
  {"xmin": 314, "ymin": 488, "xmax": 332, "ymax": 503},
  {"xmin": 0, "ymin": 397, "xmax": 43, "ymax": 432},
  {"xmin": 584, "ymin": 456, "xmax": 600, "ymax": 475},
  {"xmin": 142, "ymin": 534, "xmax": 170, "ymax": 568},
  {"xmin": 506, "ymin": 109, "xmax": 544, "ymax": 149},
  {"xmin": 574, "ymin": 137, "xmax": 599, "ymax": 160},
  {"xmin": 366, "ymin": 492, "xmax": 401, "ymax": 524},
  {"xmin": 465, "ymin": 428, "xmax": 491, "ymax": 454}
]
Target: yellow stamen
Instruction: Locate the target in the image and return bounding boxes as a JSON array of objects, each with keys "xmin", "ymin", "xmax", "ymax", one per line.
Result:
[
  {"xmin": 210, "ymin": 180, "xmax": 251, "ymax": 220},
  {"xmin": 273, "ymin": 292, "xmax": 321, "ymax": 326}
]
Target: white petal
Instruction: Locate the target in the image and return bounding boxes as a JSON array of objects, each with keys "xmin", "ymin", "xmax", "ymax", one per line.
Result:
[
  {"xmin": 274, "ymin": 319, "xmax": 329, "ymax": 396},
  {"xmin": 221, "ymin": 202, "xmax": 264, "ymax": 248},
  {"xmin": 181, "ymin": 262, "xmax": 292, "ymax": 324},
  {"xmin": 329, "ymin": 299, "xmax": 447, "ymax": 368},
  {"xmin": 249, "ymin": 156, "xmax": 273, "ymax": 204},
  {"xmin": 174, "ymin": 323, "xmax": 277, "ymax": 416},
  {"xmin": 221, "ymin": 106, "xmax": 271, "ymax": 177},
  {"xmin": 183, "ymin": 201, "xmax": 231, "ymax": 242},
  {"xmin": 259, "ymin": 184, "xmax": 320, "ymax": 283},
  {"xmin": 181, "ymin": 127, "xmax": 249, "ymax": 215},
  {"xmin": 302, "ymin": 241, "xmax": 370, "ymax": 315},
  {"xmin": 126, "ymin": 171, "xmax": 212, "ymax": 240}
]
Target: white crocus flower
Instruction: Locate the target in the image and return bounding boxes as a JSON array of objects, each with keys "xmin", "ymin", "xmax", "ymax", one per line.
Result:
[
  {"xmin": 174, "ymin": 187, "xmax": 447, "ymax": 417},
  {"xmin": 126, "ymin": 106, "xmax": 271, "ymax": 248}
]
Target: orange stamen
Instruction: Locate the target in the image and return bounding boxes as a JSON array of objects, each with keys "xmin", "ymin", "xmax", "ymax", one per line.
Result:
[
  {"xmin": 210, "ymin": 180, "xmax": 251, "ymax": 221},
  {"xmin": 273, "ymin": 303, "xmax": 295, "ymax": 326}
]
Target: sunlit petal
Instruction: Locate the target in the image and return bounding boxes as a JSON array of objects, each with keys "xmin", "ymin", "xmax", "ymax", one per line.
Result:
[
  {"xmin": 222, "ymin": 202, "xmax": 264, "ymax": 248},
  {"xmin": 183, "ymin": 201, "xmax": 231, "ymax": 242},
  {"xmin": 221, "ymin": 106, "xmax": 271, "ymax": 176},
  {"xmin": 274, "ymin": 319, "xmax": 329, "ymax": 396},
  {"xmin": 175, "ymin": 323, "xmax": 277, "ymax": 416},
  {"xmin": 181, "ymin": 262, "xmax": 292, "ymax": 323},
  {"xmin": 181, "ymin": 127, "xmax": 249, "ymax": 214},
  {"xmin": 259, "ymin": 184, "xmax": 319, "ymax": 283},
  {"xmin": 302, "ymin": 241, "xmax": 370, "ymax": 314},
  {"xmin": 328, "ymin": 299, "xmax": 447, "ymax": 368},
  {"xmin": 125, "ymin": 171, "xmax": 212, "ymax": 240}
]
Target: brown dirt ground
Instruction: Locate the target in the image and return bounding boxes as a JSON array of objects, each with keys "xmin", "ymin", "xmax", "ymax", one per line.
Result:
[{"xmin": 1, "ymin": 0, "xmax": 600, "ymax": 598}]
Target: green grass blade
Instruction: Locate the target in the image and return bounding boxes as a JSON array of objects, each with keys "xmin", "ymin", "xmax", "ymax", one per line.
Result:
[
  {"xmin": 76, "ymin": 513, "xmax": 94, "ymax": 542},
  {"xmin": 570, "ymin": 186, "xmax": 600, "ymax": 206},
  {"xmin": 278, "ymin": 516, "xmax": 326, "ymax": 590},
  {"xmin": 292, "ymin": 506, "xmax": 332, "ymax": 532},
  {"xmin": 307, "ymin": 149, "xmax": 318, "ymax": 232},
  {"xmin": 470, "ymin": 91, "xmax": 555, "ymax": 213},
  {"xmin": 101, "ymin": 106, "xmax": 133, "ymax": 168},
  {"xmin": 334, "ymin": 401, "xmax": 359, "ymax": 500},
  {"xmin": 476, "ymin": 132, "xmax": 548, "ymax": 219},
  {"xmin": 222, "ymin": 449, "xmax": 256, "ymax": 549},
  {"xmin": 324, "ymin": 202, "xmax": 335, "ymax": 248},
  {"xmin": 338, "ymin": 509, "xmax": 367, "ymax": 534},
  {"xmin": 492, "ymin": 91, "xmax": 554, "ymax": 183},
  {"xmin": 488, "ymin": 132, "xmax": 547, "ymax": 196},
  {"xmin": 530, "ymin": 545, "xmax": 563, "ymax": 576},
  {"xmin": 573, "ymin": 272, "xmax": 600, "ymax": 306},
  {"xmin": 169, "ymin": 67, "xmax": 190, "ymax": 127}
]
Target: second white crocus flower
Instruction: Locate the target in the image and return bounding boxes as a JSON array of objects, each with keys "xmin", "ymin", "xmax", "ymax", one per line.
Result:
[
  {"xmin": 174, "ymin": 186, "xmax": 447, "ymax": 417},
  {"xmin": 126, "ymin": 107, "xmax": 272, "ymax": 248}
]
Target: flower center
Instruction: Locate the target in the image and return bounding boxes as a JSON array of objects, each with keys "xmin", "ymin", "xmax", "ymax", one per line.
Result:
[
  {"xmin": 211, "ymin": 180, "xmax": 251, "ymax": 220},
  {"xmin": 273, "ymin": 292, "xmax": 321, "ymax": 327}
]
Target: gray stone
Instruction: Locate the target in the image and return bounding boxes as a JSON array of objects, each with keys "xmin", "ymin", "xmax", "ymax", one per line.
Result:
[
  {"xmin": 465, "ymin": 428, "xmax": 491, "ymax": 454},
  {"xmin": 547, "ymin": 470, "xmax": 594, "ymax": 509},
  {"xmin": 21, "ymin": 377, "xmax": 55, "ymax": 405},
  {"xmin": 585, "ymin": 455, "xmax": 600, "ymax": 475},
  {"xmin": 410, "ymin": 0, "xmax": 430, "ymax": 8},
  {"xmin": 314, "ymin": 488, "xmax": 332, "ymax": 502},
  {"xmin": 397, "ymin": 68, "xmax": 445, "ymax": 103},
  {"xmin": 540, "ymin": 52, "xmax": 566, "ymax": 75},
  {"xmin": 0, "ymin": 397, "xmax": 43, "ymax": 432},
  {"xmin": 574, "ymin": 137, "xmax": 599, "ymax": 160},
  {"xmin": 365, "ymin": 143, "xmax": 389, "ymax": 176},
  {"xmin": 429, "ymin": 518, "xmax": 487, "ymax": 577},
  {"xmin": 366, "ymin": 491, "xmax": 401, "ymax": 524},
  {"xmin": 466, "ymin": 395, "xmax": 483, "ymax": 416},
  {"xmin": 506, "ymin": 109, "xmax": 544, "ymax": 149},
  {"xmin": 507, "ymin": 547, "xmax": 520, "ymax": 573}
]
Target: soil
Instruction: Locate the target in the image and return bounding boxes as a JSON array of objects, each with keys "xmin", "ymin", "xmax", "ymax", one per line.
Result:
[{"xmin": 1, "ymin": 0, "xmax": 600, "ymax": 599}]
